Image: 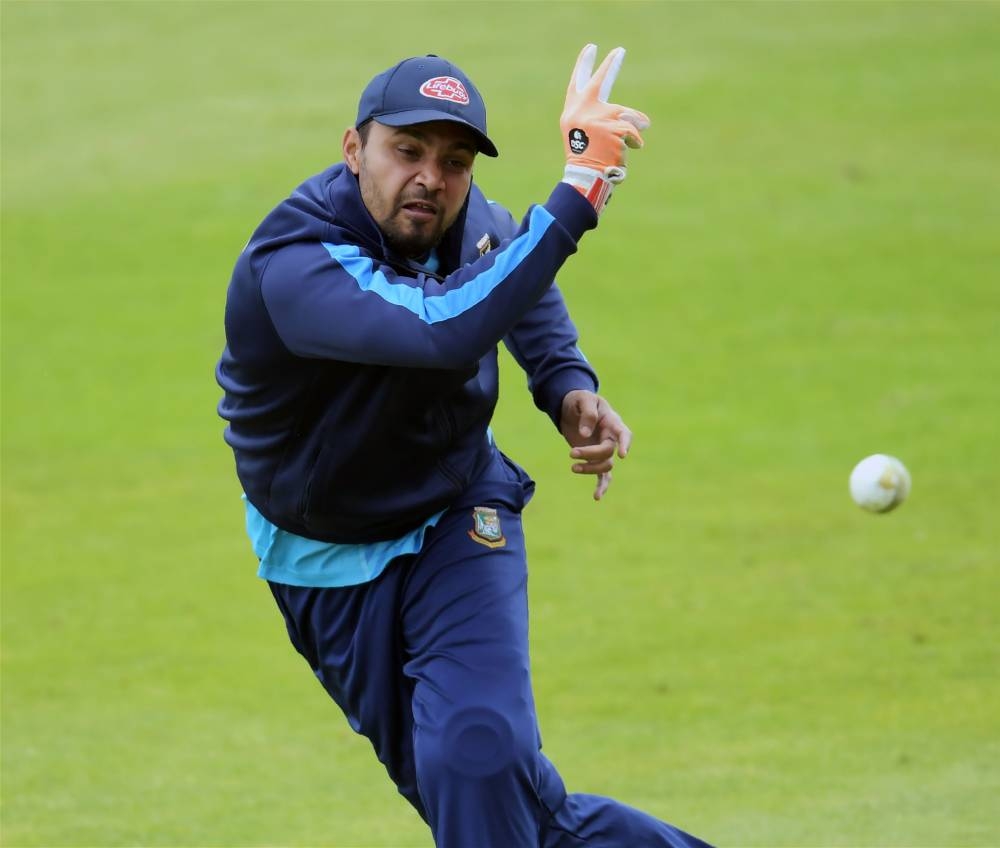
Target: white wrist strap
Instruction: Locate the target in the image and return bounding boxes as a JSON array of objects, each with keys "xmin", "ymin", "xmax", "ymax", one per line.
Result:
[{"xmin": 562, "ymin": 165, "xmax": 627, "ymax": 214}]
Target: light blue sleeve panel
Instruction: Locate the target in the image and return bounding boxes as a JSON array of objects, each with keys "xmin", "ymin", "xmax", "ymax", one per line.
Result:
[
  {"xmin": 258, "ymin": 198, "xmax": 580, "ymax": 369},
  {"xmin": 320, "ymin": 204, "xmax": 555, "ymax": 324},
  {"xmin": 244, "ymin": 496, "xmax": 445, "ymax": 587}
]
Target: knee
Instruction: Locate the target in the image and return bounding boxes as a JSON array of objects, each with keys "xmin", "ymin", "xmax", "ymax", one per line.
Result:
[{"xmin": 431, "ymin": 703, "xmax": 535, "ymax": 779}]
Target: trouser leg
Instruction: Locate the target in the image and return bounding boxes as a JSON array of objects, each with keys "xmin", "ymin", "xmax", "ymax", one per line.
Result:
[
  {"xmin": 398, "ymin": 504, "xmax": 560, "ymax": 846},
  {"xmin": 269, "ymin": 503, "xmax": 713, "ymax": 847},
  {"xmin": 541, "ymin": 786, "xmax": 714, "ymax": 848},
  {"xmin": 268, "ymin": 570, "xmax": 428, "ymax": 820},
  {"xmin": 399, "ymin": 505, "xmax": 713, "ymax": 848}
]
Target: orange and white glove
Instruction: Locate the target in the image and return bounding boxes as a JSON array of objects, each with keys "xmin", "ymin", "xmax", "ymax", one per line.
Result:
[{"xmin": 560, "ymin": 44, "xmax": 650, "ymax": 215}]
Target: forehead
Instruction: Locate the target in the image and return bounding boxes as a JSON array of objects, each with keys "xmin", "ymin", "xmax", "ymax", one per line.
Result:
[{"xmin": 376, "ymin": 120, "xmax": 478, "ymax": 153}]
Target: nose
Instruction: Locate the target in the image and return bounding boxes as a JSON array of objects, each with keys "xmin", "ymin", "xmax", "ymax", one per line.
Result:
[{"xmin": 415, "ymin": 157, "xmax": 446, "ymax": 193}]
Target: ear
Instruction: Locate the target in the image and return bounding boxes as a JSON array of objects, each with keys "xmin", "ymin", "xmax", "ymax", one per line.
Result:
[{"xmin": 342, "ymin": 127, "xmax": 362, "ymax": 175}]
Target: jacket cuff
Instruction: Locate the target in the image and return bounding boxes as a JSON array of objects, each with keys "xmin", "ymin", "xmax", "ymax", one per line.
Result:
[
  {"xmin": 542, "ymin": 182, "xmax": 599, "ymax": 243},
  {"xmin": 537, "ymin": 366, "xmax": 600, "ymax": 428}
]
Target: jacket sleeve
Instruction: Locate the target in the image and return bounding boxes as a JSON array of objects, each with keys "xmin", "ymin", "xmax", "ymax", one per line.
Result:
[
  {"xmin": 484, "ymin": 202, "xmax": 598, "ymax": 427},
  {"xmin": 503, "ymin": 282, "xmax": 599, "ymax": 428},
  {"xmin": 257, "ymin": 184, "xmax": 596, "ymax": 370}
]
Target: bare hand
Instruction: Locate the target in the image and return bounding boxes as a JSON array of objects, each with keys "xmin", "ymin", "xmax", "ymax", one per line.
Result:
[{"xmin": 559, "ymin": 390, "xmax": 632, "ymax": 501}]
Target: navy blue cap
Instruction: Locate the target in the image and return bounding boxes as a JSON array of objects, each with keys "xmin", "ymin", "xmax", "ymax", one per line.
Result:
[{"xmin": 356, "ymin": 55, "xmax": 498, "ymax": 157}]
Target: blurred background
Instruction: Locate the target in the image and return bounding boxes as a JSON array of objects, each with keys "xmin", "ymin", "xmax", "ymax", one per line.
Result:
[{"xmin": 2, "ymin": 2, "xmax": 998, "ymax": 845}]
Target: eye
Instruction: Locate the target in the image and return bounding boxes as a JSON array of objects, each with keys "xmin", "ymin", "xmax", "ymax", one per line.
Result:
[
  {"xmin": 397, "ymin": 146, "xmax": 419, "ymax": 159},
  {"xmin": 447, "ymin": 158, "xmax": 472, "ymax": 173}
]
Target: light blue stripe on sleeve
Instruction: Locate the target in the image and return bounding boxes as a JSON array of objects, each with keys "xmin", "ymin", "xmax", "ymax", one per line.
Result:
[
  {"xmin": 244, "ymin": 495, "xmax": 445, "ymax": 588},
  {"xmin": 321, "ymin": 204, "xmax": 555, "ymax": 324}
]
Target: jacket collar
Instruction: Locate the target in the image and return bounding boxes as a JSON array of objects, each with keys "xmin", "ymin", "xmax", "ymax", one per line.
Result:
[{"xmin": 327, "ymin": 163, "xmax": 472, "ymax": 279}]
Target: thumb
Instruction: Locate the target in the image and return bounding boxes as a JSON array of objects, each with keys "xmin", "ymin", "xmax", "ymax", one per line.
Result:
[{"xmin": 577, "ymin": 395, "xmax": 600, "ymax": 438}]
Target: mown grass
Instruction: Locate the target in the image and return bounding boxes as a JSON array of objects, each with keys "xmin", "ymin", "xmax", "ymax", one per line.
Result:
[{"xmin": 3, "ymin": 2, "xmax": 998, "ymax": 845}]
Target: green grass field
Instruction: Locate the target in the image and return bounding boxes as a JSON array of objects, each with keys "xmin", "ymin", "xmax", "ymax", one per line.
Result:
[{"xmin": 3, "ymin": 2, "xmax": 999, "ymax": 845}]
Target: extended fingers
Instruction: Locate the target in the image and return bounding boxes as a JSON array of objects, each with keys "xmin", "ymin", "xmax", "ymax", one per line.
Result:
[
  {"xmin": 594, "ymin": 48, "xmax": 625, "ymax": 103},
  {"xmin": 571, "ymin": 45, "xmax": 626, "ymax": 103},
  {"xmin": 571, "ymin": 43, "xmax": 598, "ymax": 94}
]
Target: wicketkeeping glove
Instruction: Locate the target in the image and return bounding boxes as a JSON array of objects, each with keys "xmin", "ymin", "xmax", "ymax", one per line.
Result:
[{"xmin": 560, "ymin": 44, "xmax": 650, "ymax": 215}]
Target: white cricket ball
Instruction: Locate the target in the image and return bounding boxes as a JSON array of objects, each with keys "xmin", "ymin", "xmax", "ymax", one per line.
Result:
[{"xmin": 849, "ymin": 454, "xmax": 911, "ymax": 513}]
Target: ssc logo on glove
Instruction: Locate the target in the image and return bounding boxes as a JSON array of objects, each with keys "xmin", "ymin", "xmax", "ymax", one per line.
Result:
[{"xmin": 568, "ymin": 128, "xmax": 589, "ymax": 155}]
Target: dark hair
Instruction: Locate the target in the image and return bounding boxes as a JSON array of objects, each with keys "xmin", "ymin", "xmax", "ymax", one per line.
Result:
[{"xmin": 357, "ymin": 121, "xmax": 372, "ymax": 147}]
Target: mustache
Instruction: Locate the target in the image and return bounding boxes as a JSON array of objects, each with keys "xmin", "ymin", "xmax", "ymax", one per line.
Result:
[{"xmin": 397, "ymin": 189, "xmax": 440, "ymax": 211}]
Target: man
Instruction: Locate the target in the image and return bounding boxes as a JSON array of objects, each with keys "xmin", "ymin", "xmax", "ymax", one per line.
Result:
[{"xmin": 217, "ymin": 46, "xmax": 711, "ymax": 847}]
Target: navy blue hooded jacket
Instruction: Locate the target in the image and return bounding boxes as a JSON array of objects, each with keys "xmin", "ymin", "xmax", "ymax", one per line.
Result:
[{"xmin": 217, "ymin": 163, "xmax": 599, "ymax": 543}]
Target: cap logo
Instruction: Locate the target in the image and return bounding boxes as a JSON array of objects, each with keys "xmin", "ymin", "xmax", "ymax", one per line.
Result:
[{"xmin": 419, "ymin": 76, "xmax": 470, "ymax": 105}]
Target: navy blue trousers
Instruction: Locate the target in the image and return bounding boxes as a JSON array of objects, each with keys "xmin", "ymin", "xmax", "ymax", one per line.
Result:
[{"xmin": 269, "ymin": 455, "xmax": 712, "ymax": 847}]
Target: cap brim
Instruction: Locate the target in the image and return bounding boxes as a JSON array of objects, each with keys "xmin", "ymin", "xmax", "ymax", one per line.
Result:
[{"xmin": 365, "ymin": 109, "xmax": 499, "ymax": 157}]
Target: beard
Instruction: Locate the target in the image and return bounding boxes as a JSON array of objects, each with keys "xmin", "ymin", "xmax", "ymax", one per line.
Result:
[
  {"xmin": 381, "ymin": 213, "xmax": 444, "ymax": 259},
  {"xmin": 357, "ymin": 162, "xmax": 458, "ymax": 259}
]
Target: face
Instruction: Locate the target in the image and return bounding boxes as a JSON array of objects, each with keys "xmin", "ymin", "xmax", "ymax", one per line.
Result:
[{"xmin": 343, "ymin": 120, "xmax": 477, "ymax": 258}]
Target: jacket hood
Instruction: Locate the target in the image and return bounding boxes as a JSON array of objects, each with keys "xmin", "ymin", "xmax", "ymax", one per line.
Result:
[{"xmin": 250, "ymin": 163, "xmax": 475, "ymax": 279}]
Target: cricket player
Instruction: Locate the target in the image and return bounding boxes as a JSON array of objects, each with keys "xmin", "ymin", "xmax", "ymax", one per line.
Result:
[{"xmin": 216, "ymin": 46, "xmax": 712, "ymax": 847}]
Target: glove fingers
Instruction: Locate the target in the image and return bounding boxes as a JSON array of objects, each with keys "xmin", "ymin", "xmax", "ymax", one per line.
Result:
[
  {"xmin": 623, "ymin": 132, "xmax": 644, "ymax": 151},
  {"xmin": 605, "ymin": 119, "xmax": 645, "ymax": 150},
  {"xmin": 570, "ymin": 43, "xmax": 598, "ymax": 94},
  {"xmin": 561, "ymin": 42, "xmax": 648, "ymax": 213},
  {"xmin": 588, "ymin": 47, "xmax": 625, "ymax": 103},
  {"xmin": 596, "ymin": 48, "xmax": 625, "ymax": 103},
  {"xmin": 619, "ymin": 108, "xmax": 650, "ymax": 132},
  {"xmin": 619, "ymin": 110, "xmax": 650, "ymax": 148},
  {"xmin": 577, "ymin": 121, "xmax": 643, "ymax": 169}
]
